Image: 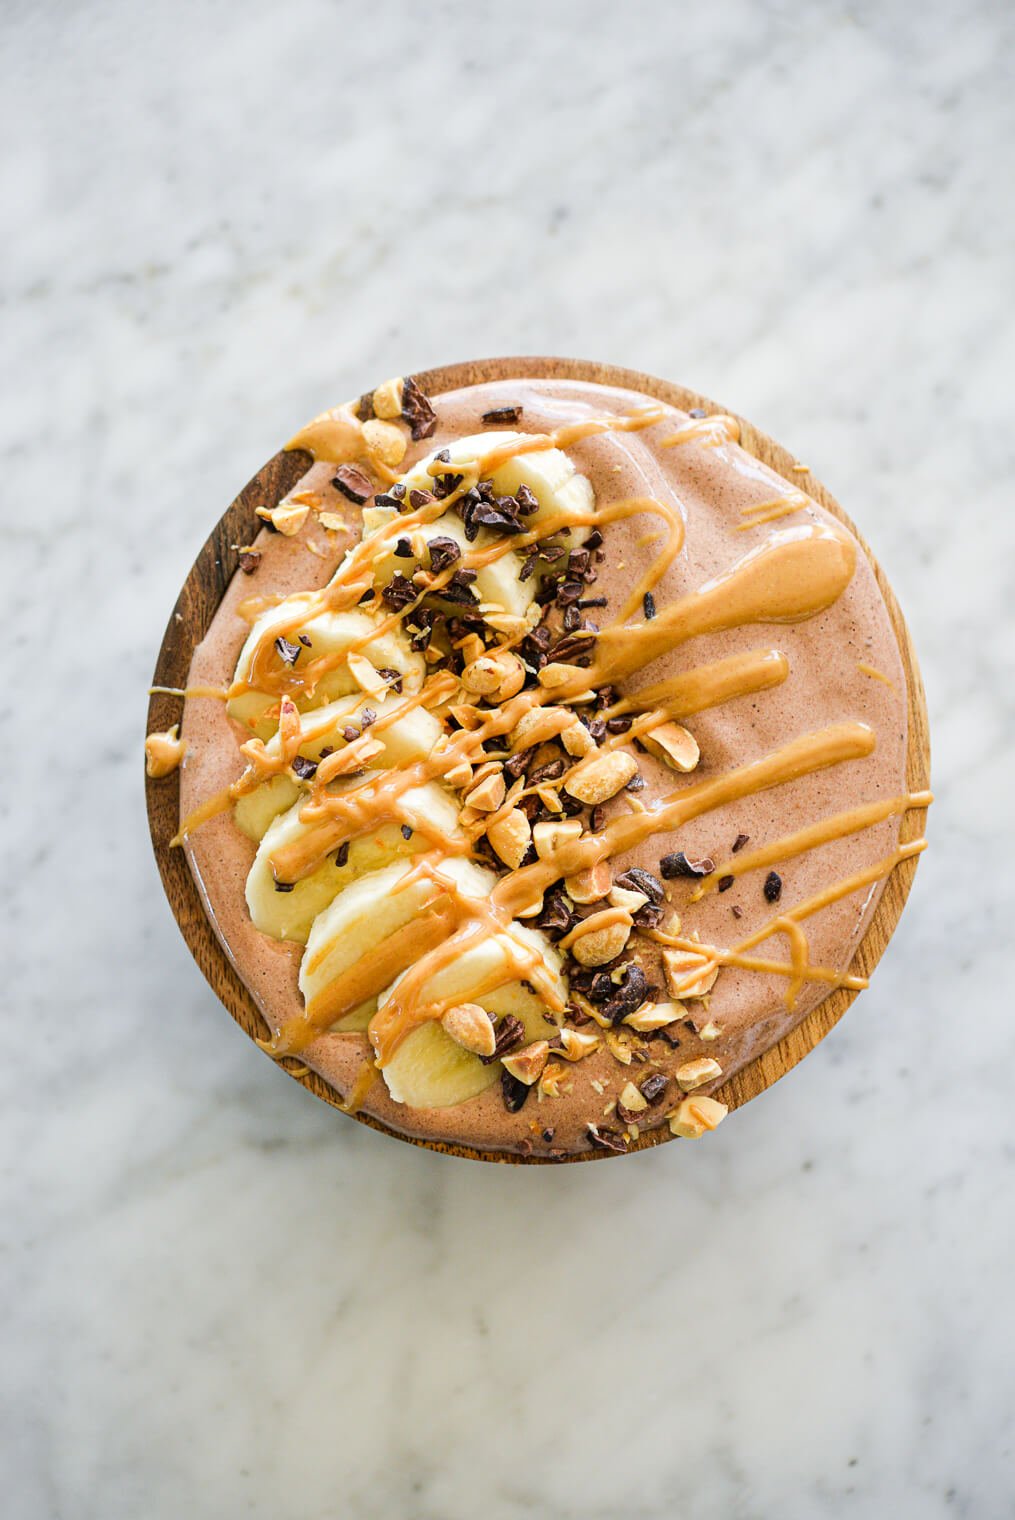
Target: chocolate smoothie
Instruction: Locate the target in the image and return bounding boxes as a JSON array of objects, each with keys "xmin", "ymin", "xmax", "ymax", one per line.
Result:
[{"xmin": 171, "ymin": 372, "xmax": 928, "ymax": 1157}]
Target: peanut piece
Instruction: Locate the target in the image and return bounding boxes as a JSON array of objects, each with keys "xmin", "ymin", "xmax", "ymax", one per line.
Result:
[
  {"xmin": 569, "ymin": 913, "xmax": 632, "ymax": 967},
  {"xmin": 675, "ymin": 1057, "xmax": 723, "ymax": 1091},
  {"xmin": 663, "ymin": 946, "xmax": 719, "ymax": 1000},
  {"xmin": 362, "ymin": 418, "xmax": 407, "ymax": 468},
  {"xmin": 502, "ymin": 1041, "xmax": 549, "ymax": 1085},
  {"xmin": 668, "ymin": 1095, "xmax": 728, "ymax": 1138},
  {"xmin": 564, "ymin": 861, "xmax": 613, "ymax": 904},
  {"xmin": 564, "ymin": 751, "xmax": 639, "ymax": 806},
  {"xmin": 487, "ymin": 808, "xmax": 531, "ymax": 870},
  {"xmin": 533, "ymin": 819, "xmax": 583, "ymax": 860},
  {"xmin": 371, "ymin": 376, "xmax": 404, "ymax": 419},
  {"xmin": 441, "ymin": 1003, "xmax": 496, "ymax": 1058},
  {"xmin": 642, "ymin": 722, "xmax": 700, "ymax": 773}
]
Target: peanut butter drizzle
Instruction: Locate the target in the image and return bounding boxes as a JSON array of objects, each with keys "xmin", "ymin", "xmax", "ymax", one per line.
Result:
[
  {"xmin": 186, "ymin": 392, "xmax": 927, "ymax": 1080},
  {"xmin": 607, "ymin": 648, "xmax": 789, "ymax": 721},
  {"xmin": 660, "ymin": 414, "xmax": 740, "ymax": 450},
  {"xmin": 736, "ymin": 490, "xmax": 811, "ymax": 531},
  {"xmin": 267, "ymin": 524, "xmax": 858, "ymax": 883},
  {"xmin": 858, "ymin": 661, "xmax": 896, "ymax": 689},
  {"xmin": 583, "ymin": 523, "xmax": 857, "ymax": 693},
  {"xmin": 689, "ymin": 791, "xmax": 934, "ymax": 900}
]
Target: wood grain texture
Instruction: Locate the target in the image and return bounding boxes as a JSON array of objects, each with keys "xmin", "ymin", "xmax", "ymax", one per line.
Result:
[{"xmin": 146, "ymin": 357, "xmax": 931, "ymax": 1163}]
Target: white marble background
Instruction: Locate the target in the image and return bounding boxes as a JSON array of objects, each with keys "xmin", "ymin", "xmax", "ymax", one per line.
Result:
[{"xmin": 3, "ymin": 1, "xmax": 1012, "ymax": 1515}]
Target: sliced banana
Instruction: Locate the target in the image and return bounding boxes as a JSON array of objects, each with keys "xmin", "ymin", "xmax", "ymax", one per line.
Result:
[
  {"xmin": 362, "ymin": 432, "xmax": 596, "ymax": 621},
  {"xmin": 227, "ymin": 603, "xmax": 425, "ymax": 737},
  {"xmin": 298, "ymin": 855, "xmax": 494, "ymax": 1031},
  {"xmin": 379, "ymin": 922, "xmax": 563, "ymax": 1109},
  {"xmin": 247, "ymin": 780, "xmax": 461, "ymax": 944},
  {"xmin": 233, "ymin": 690, "xmax": 442, "ymax": 841}
]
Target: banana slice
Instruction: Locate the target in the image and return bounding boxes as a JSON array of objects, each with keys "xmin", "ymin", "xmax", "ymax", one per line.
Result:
[
  {"xmin": 298, "ymin": 855, "xmax": 495, "ymax": 1031},
  {"xmin": 379, "ymin": 923, "xmax": 564, "ymax": 1109},
  {"xmin": 227, "ymin": 602, "xmax": 425, "ymax": 737},
  {"xmin": 233, "ymin": 690, "xmax": 442, "ymax": 841},
  {"xmin": 365, "ymin": 512, "xmax": 534, "ymax": 621},
  {"xmin": 364, "ymin": 432, "xmax": 596, "ymax": 620},
  {"xmin": 247, "ymin": 780, "xmax": 462, "ymax": 944}
]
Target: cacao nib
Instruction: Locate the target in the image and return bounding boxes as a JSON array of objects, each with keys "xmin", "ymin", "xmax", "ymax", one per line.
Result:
[
  {"xmin": 602, "ymin": 963, "xmax": 649, "ymax": 1024},
  {"xmin": 332, "ymin": 464, "xmax": 374, "ymax": 504},
  {"xmin": 408, "ymin": 488, "xmax": 433, "ymax": 508},
  {"xmin": 501, "ymin": 1071, "xmax": 531, "ymax": 1113},
  {"xmin": 639, "ymin": 1073, "xmax": 670, "ymax": 1105},
  {"xmin": 614, "ymin": 867, "xmax": 664, "ymax": 903},
  {"xmin": 643, "ymin": 591, "xmax": 657, "ymax": 620},
  {"xmin": 335, "ymin": 842, "xmax": 350, "ymax": 867},
  {"xmin": 238, "ymin": 550, "xmax": 261, "ymax": 574},
  {"xmin": 428, "ymin": 536, "xmax": 461, "ymax": 574},
  {"xmin": 764, "ymin": 871, "xmax": 783, "ymax": 903},
  {"xmin": 274, "ymin": 636, "xmax": 302, "ymax": 665},
  {"xmin": 718, "ymin": 875, "xmax": 735, "ymax": 892},
  {"xmin": 481, "ymin": 1015, "xmax": 525, "ymax": 1065},
  {"xmin": 633, "ymin": 903, "xmax": 664, "ymax": 929},
  {"xmin": 587, "ymin": 1125, "xmax": 627, "ymax": 1154},
  {"xmin": 374, "ymin": 493, "xmax": 403, "ymax": 510},
  {"xmin": 400, "ymin": 824, "xmax": 413, "ymax": 840},
  {"xmin": 291, "ymin": 755, "xmax": 318, "ymax": 780},
  {"xmin": 401, "ymin": 375, "xmax": 438, "ymax": 440},
  {"xmin": 375, "ymin": 667, "xmax": 403, "ymax": 693},
  {"xmin": 381, "ymin": 574, "xmax": 419, "ymax": 610},
  {"xmin": 481, "ymin": 405, "xmax": 523, "ymax": 424},
  {"xmin": 660, "ymin": 851, "xmax": 714, "ymax": 879},
  {"xmin": 732, "ymin": 833, "xmax": 750, "ymax": 853},
  {"xmin": 393, "ymin": 537, "xmax": 413, "ymax": 558}
]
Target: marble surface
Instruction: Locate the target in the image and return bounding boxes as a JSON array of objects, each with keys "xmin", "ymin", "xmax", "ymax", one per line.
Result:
[{"xmin": 3, "ymin": 1, "xmax": 1013, "ymax": 1515}]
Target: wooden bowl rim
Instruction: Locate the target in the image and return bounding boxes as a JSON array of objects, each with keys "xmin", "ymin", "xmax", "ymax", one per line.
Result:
[{"xmin": 145, "ymin": 355, "xmax": 931, "ymax": 1164}]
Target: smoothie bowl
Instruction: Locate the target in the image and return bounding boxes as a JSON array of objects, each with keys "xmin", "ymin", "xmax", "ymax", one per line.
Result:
[{"xmin": 145, "ymin": 357, "xmax": 930, "ymax": 1162}]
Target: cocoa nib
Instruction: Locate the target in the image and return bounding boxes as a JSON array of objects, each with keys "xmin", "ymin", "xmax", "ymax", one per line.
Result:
[
  {"xmin": 441, "ymin": 568, "xmax": 479, "ymax": 605},
  {"xmin": 764, "ymin": 870, "xmax": 783, "ymax": 903},
  {"xmin": 381, "ymin": 574, "xmax": 419, "ymax": 610},
  {"xmin": 660, "ymin": 851, "xmax": 714, "ymax": 879},
  {"xmin": 401, "ymin": 375, "xmax": 438, "ymax": 440},
  {"xmin": 428, "ymin": 536, "xmax": 461, "ymax": 574},
  {"xmin": 587, "ymin": 1124, "xmax": 628, "ymax": 1154},
  {"xmin": 718, "ymin": 875, "xmax": 735, "ymax": 892},
  {"xmin": 237, "ymin": 550, "xmax": 261, "ymax": 574},
  {"xmin": 274, "ymin": 636, "xmax": 302, "ymax": 665},
  {"xmin": 632, "ymin": 903, "xmax": 664, "ymax": 930},
  {"xmin": 400, "ymin": 824, "xmax": 413, "ymax": 840},
  {"xmin": 501, "ymin": 1070, "xmax": 530, "ymax": 1113},
  {"xmin": 408, "ymin": 488, "xmax": 433, "ymax": 509},
  {"xmin": 335, "ymin": 842, "xmax": 350, "ymax": 867},
  {"xmin": 481, "ymin": 404, "xmax": 523, "ymax": 425},
  {"xmin": 614, "ymin": 867, "xmax": 664, "ymax": 903},
  {"xmin": 273, "ymin": 880, "xmax": 295, "ymax": 893},
  {"xmin": 393, "ymin": 537, "xmax": 413, "ymax": 558},
  {"xmin": 643, "ymin": 591, "xmax": 657, "ymax": 620},
  {"xmin": 481, "ymin": 1014, "xmax": 525, "ymax": 1065},
  {"xmin": 602, "ymin": 963, "xmax": 649, "ymax": 1024},
  {"xmin": 375, "ymin": 666, "xmax": 403, "ymax": 694},
  {"xmin": 332, "ymin": 464, "xmax": 374, "ymax": 504},
  {"xmin": 536, "ymin": 891, "xmax": 576, "ymax": 939},
  {"xmin": 639, "ymin": 1072, "xmax": 670, "ymax": 1106},
  {"xmin": 291, "ymin": 755, "xmax": 318, "ymax": 781},
  {"xmin": 732, "ymin": 832, "xmax": 750, "ymax": 853}
]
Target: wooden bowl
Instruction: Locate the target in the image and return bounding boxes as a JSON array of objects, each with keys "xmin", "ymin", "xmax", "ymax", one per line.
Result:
[{"xmin": 146, "ymin": 357, "xmax": 931, "ymax": 1163}]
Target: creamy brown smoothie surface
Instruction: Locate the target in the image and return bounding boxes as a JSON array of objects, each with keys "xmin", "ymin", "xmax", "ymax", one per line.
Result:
[{"xmin": 171, "ymin": 372, "xmax": 928, "ymax": 1157}]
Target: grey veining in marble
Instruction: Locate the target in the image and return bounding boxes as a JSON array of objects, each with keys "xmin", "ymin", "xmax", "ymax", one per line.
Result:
[{"xmin": 3, "ymin": 1, "xmax": 1013, "ymax": 1515}]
